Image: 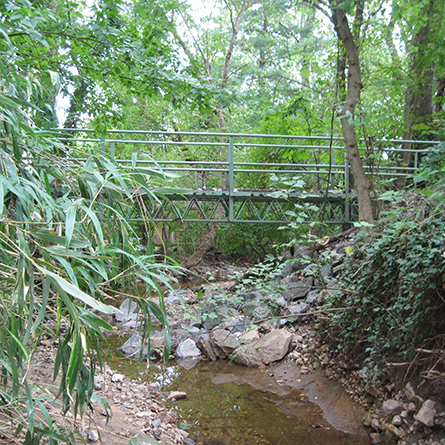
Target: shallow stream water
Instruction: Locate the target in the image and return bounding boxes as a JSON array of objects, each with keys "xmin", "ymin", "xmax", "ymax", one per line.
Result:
[{"xmin": 107, "ymin": 343, "xmax": 369, "ymax": 445}]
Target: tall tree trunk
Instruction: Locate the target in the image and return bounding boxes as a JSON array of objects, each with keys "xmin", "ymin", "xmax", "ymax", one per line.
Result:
[
  {"xmin": 329, "ymin": 0, "xmax": 374, "ymax": 224},
  {"xmin": 401, "ymin": 0, "xmax": 436, "ymax": 184}
]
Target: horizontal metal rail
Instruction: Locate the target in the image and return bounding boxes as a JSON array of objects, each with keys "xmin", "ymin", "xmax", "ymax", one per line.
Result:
[{"xmin": 53, "ymin": 128, "xmax": 438, "ymax": 224}]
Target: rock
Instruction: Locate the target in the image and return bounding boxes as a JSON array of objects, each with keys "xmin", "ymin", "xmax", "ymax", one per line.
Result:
[
  {"xmin": 283, "ymin": 277, "xmax": 314, "ymax": 301},
  {"xmin": 197, "ymin": 335, "xmax": 217, "ymax": 361},
  {"xmin": 384, "ymin": 423, "xmax": 400, "ymax": 437},
  {"xmin": 278, "ymin": 247, "xmax": 311, "ymax": 278},
  {"xmin": 118, "ymin": 334, "xmax": 147, "ymax": 359},
  {"xmin": 154, "ymin": 428, "xmax": 163, "ymax": 439},
  {"xmin": 287, "ymin": 301, "xmax": 309, "ymax": 315},
  {"xmin": 362, "ymin": 412, "xmax": 373, "ymax": 427},
  {"xmin": 405, "ymin": 382, "xmax": 424, "ymax": 404},
  {"xmin": 202, "ymin": 307, "xmax": 237, "ymax": 331},
  {"xmin": 221, "ymin": 315, "xmax": 251, "ymax": 333},
  {"xmin": 252, "ymin": 305, "xmax": 271, "ymax": 322},
  {"xmin": 415, "ymin": 399, "xmax": 436, "ymax": 427},
  {"xmin": 180, "ymin": 323, "xmax": 201, "ymax": 335},
  {"xmin": 382, "ymin": 399, "xmax": 403, "ymax": 415},
  {"xmin": 371, "ymin": 418, "xmax": 380, "ymax": 431},
  {"xmin": 87, "ymin": 430, "xmax": 99, "ymax": 442},
  {"xmin": 369, "ymin": 432, "xmax": 382, "ymax": 444},
  {"xmin": 239, "ymin": 328, "xmax": 261, "ymax": 344},
  {"xmin": 305, "ymin": 290, "xmax": 319, "ymax": 304},
  {"xmin": 392, "ymin": 415, "xmax": 402, "ymax": 426},
  {"xmin": 234, "ymin": 329, "xmax": 292, "ymax": 367},
  {"xmin": 210, "ymin": 328, "xmax": 240, "ymax": 359},
  {"xmin": 239, "ymin": 299, "xmax": 262, "ymax": 317},
  {"xmin": 167, "ymin": 391, "xmax": 187, "ymax": 401},
  {"xmin": 111, "ymin": 373, "xmax": 124, "ymax": 383},
  {"xmin": 158, "ymin": 412, "xmax": 175, "ymax": 424},
  {"xmin": 407, "ymin": 402, "xmax": 417, "ymax": 413},
  {"xmin": 320, "ymin": 264, "xmax": 334, "ymax": 278},
  {"xmin": 113, "ymin": 298, "xmax": 138, "ymax": 322},
  {"xmin": 258, "ymin": 317, "xmax": 279, "ymax": 332},
  {"xmin": 176, "ymin": 339, "xmax": 201, "ymax": 360},
  {"xmin": 266, "ymin": 293, "xmax": 287, "ymax": 307},
  {"xmin": 167, "ymin": 289, "xmax": 188, "ymax": 304}
]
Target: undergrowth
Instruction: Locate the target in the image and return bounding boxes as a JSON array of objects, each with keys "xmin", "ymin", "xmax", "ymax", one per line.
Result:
[{"xmin": 323, "ymin": 194, "xmax": 445, "ymax": 385}]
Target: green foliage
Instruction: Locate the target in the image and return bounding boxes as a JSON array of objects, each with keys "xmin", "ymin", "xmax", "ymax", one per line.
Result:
[
  {"xmin": 414, "ymin": 141, "xmax": 445, "ymax": 201},
  {"xmin": 215, "ymin": 223, "xmax": 291, "ymax": 261},
  {"xmin": 0, "ymin": 24, "xmax": 181, "ymax": 443},
  {"xmin": 324, "ymin": 198, "xmax": 445, "ymax": 373}
]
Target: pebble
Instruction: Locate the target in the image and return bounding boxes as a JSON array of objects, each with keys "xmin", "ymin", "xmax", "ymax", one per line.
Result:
[
  {"xmin": 167, "ymin": 391, "xmax": 187, "ymax": 401},
  {"xmin": 87, "ymin": 430, "xmax": 99, "ymax": 442},
  {"xmin": 393, "ymin": 415, "xmax": 403, "ymax": 426},
  {"xmin": 111, "ymin": 373, "xmax": 124, "ymax": 383},
  {"xmin": 370, "ymin": 432, "xmax": 382, "ymax": 444}
]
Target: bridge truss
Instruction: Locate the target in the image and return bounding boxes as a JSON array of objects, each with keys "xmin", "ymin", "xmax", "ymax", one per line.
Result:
[{"xmin": 57, "ymin": 129, "xmax": 434, "ymax": 225}]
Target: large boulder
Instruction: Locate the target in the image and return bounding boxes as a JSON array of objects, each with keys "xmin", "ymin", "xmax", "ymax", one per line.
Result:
[{"xmin": 233, "ymin": 329, "xmax": 292, "ymax": 366}]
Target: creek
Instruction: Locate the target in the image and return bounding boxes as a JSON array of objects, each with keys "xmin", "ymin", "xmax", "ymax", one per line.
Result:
[{"xmin": 106, "ymin": 338, "xmax": 369, "ymax": 445}]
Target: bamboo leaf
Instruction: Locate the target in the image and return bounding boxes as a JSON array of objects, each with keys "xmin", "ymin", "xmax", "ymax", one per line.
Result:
[
  {"xmin": 65, "ymin": 205, "xmax": 77, "ymax": 249},
  {"xmin": 24, "ymin": 381, "xmax": 35, "ymax": 434},
  {"xmin": 80, "ymin": 205, "xmax": 104, "ymax": 246},
  {"xmin": 36, "ymin": 266, "xmax": 114, "ymax": 314},
  {"xmin": 31, "ymin": 229, "xmax": 90, "ymax": 249}
]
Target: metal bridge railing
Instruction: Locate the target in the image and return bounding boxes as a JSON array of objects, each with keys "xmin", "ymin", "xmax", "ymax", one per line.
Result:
[{"xmin": 53, "ymin": 129, "xmax": 437, "ymax": 224}]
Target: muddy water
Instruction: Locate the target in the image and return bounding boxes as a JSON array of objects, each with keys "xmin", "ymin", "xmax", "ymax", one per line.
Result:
[{"xmin": 108, "ymin": 345, "xmax": 368, "ymax": 445}]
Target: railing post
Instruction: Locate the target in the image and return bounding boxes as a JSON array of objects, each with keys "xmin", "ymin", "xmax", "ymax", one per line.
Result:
[
  {"xmin": 100, "ymin": 135, "xmax": 105, "ymax": 154},
  {"xmin": 227, "ymin": 136, "xmax": 234, "ymax": 222},
  {"xmin": 331, "ymin": 147, "xmax": 336, "ymax": 189},
  {"xmin": 110, "ymin": 142, "xmax": 115, "ymax": 159},
  {"xmin": 344, "ymin": 151, "xmax": 350, "ymax": 224}
]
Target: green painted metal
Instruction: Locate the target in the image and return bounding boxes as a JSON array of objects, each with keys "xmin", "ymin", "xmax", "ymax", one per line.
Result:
[{"xmin": 55, "ymin": 128, "xmax": 437, "ymax": 224}]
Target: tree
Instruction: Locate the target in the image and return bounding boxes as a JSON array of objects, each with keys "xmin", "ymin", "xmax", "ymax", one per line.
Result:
[
  {"xmin": 397, "ymin": 0, "xmax": 443, "ymax": 171},
  {"xmin": 0, "ymin": 2, "xmax": 183, "ymax": 442},
  {"xmin": 308, "ymin": 0, "xmax": 375, "ymax": 224}
]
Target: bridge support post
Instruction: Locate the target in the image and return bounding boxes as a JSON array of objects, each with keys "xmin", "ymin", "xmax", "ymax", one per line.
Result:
[{"xmin": 227, "ymin": 136, "xmax": 234, "ymax": 222}]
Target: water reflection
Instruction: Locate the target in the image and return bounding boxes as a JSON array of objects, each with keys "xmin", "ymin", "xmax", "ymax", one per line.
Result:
[{"xmin": 107, "ymin": 345, "xmax": 368, "ymax": 445}]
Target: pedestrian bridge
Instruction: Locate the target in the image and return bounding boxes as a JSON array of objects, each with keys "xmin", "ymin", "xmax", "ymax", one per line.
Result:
[{"xmin": 58, "ymin": 129, "xmax": 434, "ymax": 224}]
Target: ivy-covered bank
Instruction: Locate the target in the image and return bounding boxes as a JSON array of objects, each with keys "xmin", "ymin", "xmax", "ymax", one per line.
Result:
[{"xmin": 323, "ymin": 194, "xmax": 445, "ymax": 380}]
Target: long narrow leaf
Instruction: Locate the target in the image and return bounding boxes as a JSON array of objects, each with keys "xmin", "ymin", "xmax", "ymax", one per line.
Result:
[
  {"xmin": 80, "ymin": 205, "xmax": 104, "ymax": 246},
  {"xmin": 36, "ymin": 266, "xmax": 114, "ymax": 314},
  {"xmin": 65, "ymin": 205, "xmax": 77, "ymax": 249}
]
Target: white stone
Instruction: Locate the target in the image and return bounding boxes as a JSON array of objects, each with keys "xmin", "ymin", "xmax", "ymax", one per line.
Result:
[{"xmin": 175, "ymin": 338, "xmax": 201, "ymax": 359}]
